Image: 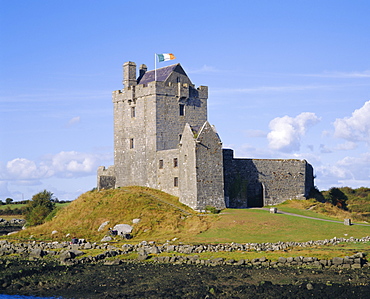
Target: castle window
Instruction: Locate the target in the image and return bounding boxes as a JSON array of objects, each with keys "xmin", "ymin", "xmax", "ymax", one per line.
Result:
[
  {"xmin": 179, "ymin": 104, "xmax": 185, "ymax": 116},
  {"xmin": 159, "ymin": 159, "xmax": 163, "ymax": 169},
  {"xmin": 129, "ymin": 138, "xmax": 134, "ymax": 149},
  {"xmin": 173, "ymin": 158, "xmax": 178, "ymax": 168},
  {"xmin": 179, "ymin": 134, "xmax": 182, "ymax": 142},
  {"xmin": 174, "ymin": 177, "xmax": 179, "ymax": 187},
  {"xmin": 131, "ymin": 106, "xmax": 136, "ymax": 118},
  {"xmin": 176, "ymin": 77, "xmax": 180, "ymax": 83}
]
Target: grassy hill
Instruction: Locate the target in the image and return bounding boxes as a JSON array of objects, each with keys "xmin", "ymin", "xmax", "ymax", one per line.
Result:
[
  {"xmin": 10, "ymin": 186, "xmax": 370, "ymax": 244},
  {"xmin": 15, "ymin": 187, "xmax": 216, "ymax": 242}
]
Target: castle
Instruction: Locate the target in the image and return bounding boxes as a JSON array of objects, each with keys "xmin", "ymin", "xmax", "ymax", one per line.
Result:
[{"xmin": 97, "ymin": 61, "xmax": 315, "ymax": 210}]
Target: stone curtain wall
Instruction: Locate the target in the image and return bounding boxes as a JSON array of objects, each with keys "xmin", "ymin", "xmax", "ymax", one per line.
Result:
[
  {"xmin": 97, "ymin": 166, "xmax": 115, "ymax": 190},
  {"xmin": 223, "ymin": 149, "xmax": 314, "ymax": 208}
]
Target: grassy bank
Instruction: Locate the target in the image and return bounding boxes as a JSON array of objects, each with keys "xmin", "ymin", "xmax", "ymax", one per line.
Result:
[{"xmin": 1, "ymin": 187, "xmax": 366, "ymax": 246}]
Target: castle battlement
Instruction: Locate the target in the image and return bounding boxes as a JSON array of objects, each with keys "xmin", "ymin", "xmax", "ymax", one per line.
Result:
[{"xmin": 97, "ymin": 60, "xmax": 314, "ymax": 210}]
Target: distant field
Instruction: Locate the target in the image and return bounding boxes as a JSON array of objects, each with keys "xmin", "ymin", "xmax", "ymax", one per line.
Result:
[
  {"xmin": 0, "ymin": 204, "xmax": 26, "ymax": 210},
  {"xmin": 0, "ymin": 202, "xmax": 70, "ymax": 210}
]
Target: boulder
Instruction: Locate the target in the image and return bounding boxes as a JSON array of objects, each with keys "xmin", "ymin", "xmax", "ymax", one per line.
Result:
[
  {"xmin": 149, "ymin": 246, "xmax": 161, "ymax": 254},
  {"xmin": 113, "ymin": 224, "xmax": 133, "ymax": 236},
  {"xmin": 29, "ymin": 249, "xmax": 46, "ymax": 259},
  {"xmin": 137, "ymin": 251, "xmax": 149, "ymax": 261},
  {"xmin": 332, "ymin": 257, "xmax": 344, "ymax": 265},
  {"xmin": 101, "ymin": 236, "xmax": 112, "ymax": 242},
  {"xmin": 104, "ymin": 259, "xmax": 122, "ymax": 265},
  {"xmin": 84, "ymin": 242, "xmax": 93, "ymax": 249},
  {"xmin": 60, "ymin": 250, "xmax": 83, "ymax": 262},
  {"xmin": 98, "ymin": 221, "xmax": 110, "ymax": 232}
]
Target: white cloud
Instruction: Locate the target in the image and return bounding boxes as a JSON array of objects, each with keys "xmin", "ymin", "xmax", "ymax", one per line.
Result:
[
  {"xmin": 302, "ymin": 70, "xmax": 370, "ymax": 78},
  {"xmin": 319, "ymin": 144, "xmax": 332, "ymax": 154},
  {"xmin": 187, "ymin": 65, "xmax": 220, "ymax": 74},
  {"xmin": 244, "ymin": 129, "xmax": 266, "ymax": 138},
  {"xmin": 67, "ymin": 116, "xmax": 81, "ymax": 127},
  {"xmin": 267, "ymin": 112, "xmax": 320, "ymax": 152},
  {"xmin": 333, "ymin": 100, "xmax": 370, "ymax": 144},
  {"xmin": 315, "ymin": 152, "xmax": 370, "ymax": 189},
  {"xmin": 214, "ymin": 84, "xmax": 329, "ymax": 94},
  {"xmin": 6, "ymin": 158, "xmax": 52, "ymax": 180},
  {"xmin": 334, "ymin": 141, "xmax": 358, "ymax": 151},
  {"xmin": 1, "ymin": 151, "xmax": 112, "ymax": 184}
]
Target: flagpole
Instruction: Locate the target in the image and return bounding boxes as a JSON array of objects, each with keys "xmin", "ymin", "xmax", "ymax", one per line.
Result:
[{"xmin": 154, "ymin": 53, "xmax": 157, "ymax": 82}]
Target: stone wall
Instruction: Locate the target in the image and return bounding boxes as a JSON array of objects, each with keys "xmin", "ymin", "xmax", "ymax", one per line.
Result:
[
  {"xmin": 2, "ymin": 237, "xmax": 368, "ymax": 269},
  {"xmin": 97, "ymin": 166, "xmax": 116, "ymax": 190},
  {"xmin": 194, "ymin": 122, "xmax": 225, "ymax": 210},
  {"xmin": 97, "ymin": 60, "xmax": 316, "ymax": 210},
  {"xmin": 223, "ymin": 149, "xmax": 314, "ymax": 207},
  {"xmin": 156, "ymin": 149, "xmax": 180, "ymax": 197}
]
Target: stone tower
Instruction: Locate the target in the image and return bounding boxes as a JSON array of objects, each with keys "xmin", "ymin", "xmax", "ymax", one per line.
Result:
[
  {"xmin": 97, "ymin": 61, "xmax": 226, "ymax": 210},
  {"xmin": 98, "ymin": 60, "xmax": 315, "ymax": 210}
]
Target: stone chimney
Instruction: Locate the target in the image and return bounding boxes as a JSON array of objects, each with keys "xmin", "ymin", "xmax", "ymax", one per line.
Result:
[
  {"xmin": 137, "ymin": 64, "xmax": 147, "ymax": 83},
  {"xmin": 123, "ymin": 61, "xmax": 137, "ymax": 88}
]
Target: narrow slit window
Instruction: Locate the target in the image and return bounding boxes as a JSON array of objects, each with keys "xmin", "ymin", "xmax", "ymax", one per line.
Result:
[
  {"xmin": 159, "ymin": 159, "xmax": 164, "ymax": 169},
  {"xmin": 173, "ymin": 158, "xmax": 178, "ymax": 168},
  {"xmin": 129, "ymin": 138, "xmax": 134, "ymax": 149},
  {"xmin": 179, "ymin": 104, "xmax": 185, "ymax": 116},
  {"xmin": 174, "ymin": 177, "xmax": 179, "ymax": 187},
  {"xmin": 131, "ymin": 106, "xmax": 136, "ymax": 118}
]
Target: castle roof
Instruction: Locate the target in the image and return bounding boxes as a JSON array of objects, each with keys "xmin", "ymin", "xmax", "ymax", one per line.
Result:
[{"xmin": 137, "ymin": 63, "xmax": 187, "ymax": 85}]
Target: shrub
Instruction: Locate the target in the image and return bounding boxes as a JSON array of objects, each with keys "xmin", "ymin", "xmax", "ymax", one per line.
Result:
[
  {"xmin": 24, "ymin": 190, "xmax": 56, "ymax": 226},
  {"xmin": 205, "ymin": 205, "xmax": 220, "ymax": 214}
]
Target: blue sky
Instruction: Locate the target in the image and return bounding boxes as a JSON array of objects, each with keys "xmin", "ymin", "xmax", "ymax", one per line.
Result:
[{"xmin": 1, "ymin": 0, "xmax": 369, "ymax": 201}]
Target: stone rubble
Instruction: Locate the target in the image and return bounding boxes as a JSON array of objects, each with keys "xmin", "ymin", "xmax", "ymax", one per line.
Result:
[{"xmin": 0, "ymin": 236, "xmax": 369, "ymax": 268}]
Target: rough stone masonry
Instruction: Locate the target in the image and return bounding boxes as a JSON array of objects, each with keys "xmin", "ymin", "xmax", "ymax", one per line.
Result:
[{"xmin": 97, "ymin": 61, "xmax": 315, "ymax": 210}]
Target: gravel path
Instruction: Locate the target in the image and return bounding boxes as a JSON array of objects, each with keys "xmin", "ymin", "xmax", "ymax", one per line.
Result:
[{"xmin": 258, "ymin": 208, "xmax": 370, "ymax": 226}]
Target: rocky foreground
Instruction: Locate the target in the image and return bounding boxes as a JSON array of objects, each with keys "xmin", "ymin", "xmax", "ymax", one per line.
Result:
[
  {"xmin": 0, "ymin": 238, "xmax": 370, "ymax": 298},
  {"xmin": 1, "ymin": 237, "xmax": 370, "ymax": 268}
]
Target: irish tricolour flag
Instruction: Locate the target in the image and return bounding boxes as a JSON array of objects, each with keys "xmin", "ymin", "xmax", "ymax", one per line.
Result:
[{"xmin": 157, "ymin": 53, "xmax": 176, "ymax": 62}]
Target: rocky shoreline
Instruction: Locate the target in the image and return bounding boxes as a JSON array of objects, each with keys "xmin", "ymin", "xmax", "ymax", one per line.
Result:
[
  {"xmin": 0, "ymin": 218, "xmax": 25, "ymax": 236},
  {"xmin": 1, "ymin": 236, "xmax": 369, "ymax": 269},
  {"xmin": 0, "ymin": 237, "xmax": 370, "ymax": 298},
  {"xmin": 1, "ymin": 237, "xmax": 369, "ymax": 298},
  {"xmin": 1, "ymin": 257, "xmax": 369, "ymax": 298}
]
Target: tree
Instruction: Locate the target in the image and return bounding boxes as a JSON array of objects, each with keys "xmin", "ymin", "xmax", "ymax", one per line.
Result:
[
  {"xmin": 5, "ymin": 198, "xmax": 13, "ymax": 205},
  {"xmin": 325, "ymin": 187, "xmax": 348, "ymax": 210},
  {"xmin": 25, "ymin": 190, "xmax": 56, "ymax": 226}
]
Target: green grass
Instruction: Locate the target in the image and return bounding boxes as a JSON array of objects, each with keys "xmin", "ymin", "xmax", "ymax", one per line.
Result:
[
  {"xmin": 274, "ymin": 206, "xmax": 346, "ymax": 221},
  {"xmin": 190, "ymin": 208, "xmax": 370, "ymax": 243},
  {"xmin": 0, "ymin": 204, "xmax": 26, "ymax": 210},
  {"xmin": 0, "ymin": 203, "xmax": 69, "ymax": 210},
  {"xmin": 3, "ymin": 188, "xmax": 369, "ymax": 250},
  {"xmin": 10, "ymin": 187, "xmax": 211, "ymax": 242},
  {"xmin": 154, "ymin": 241, "xmax": 370, "ymax": 261}
]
